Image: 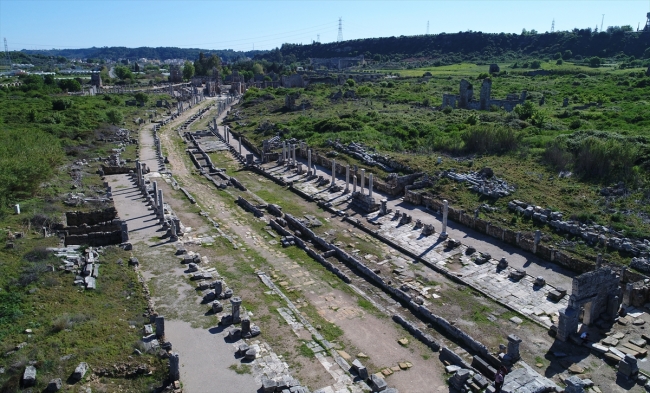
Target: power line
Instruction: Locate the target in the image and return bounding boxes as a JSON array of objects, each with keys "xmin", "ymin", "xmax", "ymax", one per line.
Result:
[
  {"xmin": 551, "ymin": 19, "xmax": 555, "ymax": 33},
  {"xmin": 3, "ymin": 38, "xmax": 12, "ymax": 69},
  {"xmin": 427, "ymin": 21, "xmax": 430, "ymax": 35},
  {"xmin": 337, "ymin": 17, "xmax": 343, "ymax": 42}
]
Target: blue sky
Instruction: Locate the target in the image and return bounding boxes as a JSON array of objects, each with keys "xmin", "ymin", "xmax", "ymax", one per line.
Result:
[{"xmin": 1, "ymin": 1, "xmax": 649, "ymax": 52}]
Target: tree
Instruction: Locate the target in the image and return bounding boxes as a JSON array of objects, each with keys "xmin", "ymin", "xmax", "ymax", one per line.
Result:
[
  {"xmin": 252, "ymin": 63, "xmax": 264, "ymax": 75},
  {"xmin": 530, "ymin": 60, "xmax": 542, "ymax": 69},
  {"xmin": 134, "ymin": 92, "xmax": 148, "ymax": 105},
  {"xmin": 106, "ymin": 108, "xmax": 123, "ymax": 125},
  {"xmin": 563, "ymin": 50, "xmax": 572, "ymax": 59},
  {"xmin": 556, "ymin": 59, "xmax": 563, "ymax": 65},
  {"xmin": 58, "ymin": 79, "xmax": 81, "ymax": 92},
  {"xmin": 553, "ymin": 52, "xmax": 562, "ymax": 60},
  {"xmin": 114, "ymin": 65, "xmax": 133, "ymax": 80},
  {"xmin": 589, "ymin": 56, "xmax": 601, "ymax": 67},
  {"xmin": 346, "ymin": 78, "xmax": 355, "ymax": 87},
  {"xmin": 182, "ymin": 61, "xmax": 195, "ymax": 80}
]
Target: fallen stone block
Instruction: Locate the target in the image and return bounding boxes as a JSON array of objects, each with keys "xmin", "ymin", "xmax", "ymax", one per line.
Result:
[
  {"xmin": 23, "ymin": 365, "xmax": 36, "ymax": 387},
  {"xmin": 46, "ymin": 378, "xmax": 62, "ymax": 392},
  {"xmin": 73, "ymin": 362, "xmax": 88, "ymax": 380}
]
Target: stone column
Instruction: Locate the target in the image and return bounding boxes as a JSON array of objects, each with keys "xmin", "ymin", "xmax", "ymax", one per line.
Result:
[
  {"xmin": 170, "ymin": 220, "xmax": 178, "ymax": 242},
  {"xmin": 155, "ymin": 315, "xmax": 165, "ymax": 338},
  {"xmin": 157, "ymin": 190, "xmax": 165, "ymax": 222},
  {"xmin": 353, "ymin": 175, "xmax": 357, "ymax": 193},
  {"xmin": 596, "ymin": 253, "xmax": 602, "ymax": 269},
  {"xmin": 360, "ymin": 169, "xmax": 365, "ymax": 194},
  {"xmin": 231, "ymin": 297, "xmax": 242, "ymax": 323},
  {"xmin": 331, "ymin": 160, "xmax": 336, "ymax": 186},
  {"xmin": 345, "ymin": 165, "xmax": 350, "ymax": 192},
  {"xmin": 533, "ymin": 230, "xmax": 541, "ymax": 254},
  {"xmin": 506, "ymin": 334, "xmax": 522, "ymax": 361},
  {"xmin": 292, "ymin": 144, "xmax": 296, "ymax": 164},
  {"xmin": 214, "ymin": 280, "xmax": 223, "ymax": 297},
  {"xmin": 307, "ymin": 150, "xmax": 312, "ymax": 175},
  {"xmin": 239, "ymin": 136, "xmax": 242, "ymax": 156},
  {"xmin": 135, "ymin": 160, "xmax": 141, "ymax": 186},
  {"xmin": 369, "ymin": 173, "xmax": 373, "ymax": 198},
  {"xmin": 169, "ymin": 353, "xmax": 180, "ymax": 381},
  {"xmin": 380, "ymin": 199, "xmax": 387, "ymax": 215},
  {"xmin": 152, "ymin": 181, "xmax": 158, "ymax": 208},
  {"xmin": 441, "ymin": 200, "xmax": 449, "ymax": 238},
  {"xmin": 241, "ymin": 318, "xmax": 251, "ymax": 337}
]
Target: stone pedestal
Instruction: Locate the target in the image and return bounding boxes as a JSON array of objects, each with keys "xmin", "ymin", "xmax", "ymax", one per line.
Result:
[
  {"xmin": 557, "ymin": 306, "xmax": 579, "ymax": 341},
  {"xmin": 507, "ymin": 334, "xmax": 521, "ymax": 361},
  {"xmin": 380, "ymin": 199, "xmax": 388, "ymax": 215},
  {"xmin": 214, "ymin": 280, "xmax": 223, "ymax": 297},
  {"xmin": 155, "ymin": 315, "xmax": 165, "ymax": 338}
]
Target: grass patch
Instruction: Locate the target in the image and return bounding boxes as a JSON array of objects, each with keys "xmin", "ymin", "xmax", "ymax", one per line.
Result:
[{"xmin": 229, "ymin": 363, "xmax": 252, "ymax": 375}]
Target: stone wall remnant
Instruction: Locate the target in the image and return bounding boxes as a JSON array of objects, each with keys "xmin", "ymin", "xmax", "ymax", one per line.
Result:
[{"xmin": 442, "ymin": 78, "xmax": 526, "ymax": 112}]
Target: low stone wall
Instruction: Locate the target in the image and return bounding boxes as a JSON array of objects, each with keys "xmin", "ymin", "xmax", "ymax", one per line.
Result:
[
  {"xmin": 406, "ymin": 191, "xmax": 594, "ymax": 273},
  {"xmin": 101, "ymin": 165, "xmax": 135, "ymax": 175},
  {"xmin": 65, "ymin": 230, "xmax": 123, "ymax": 246},
  {"xmin": 236, "ymin": 196, "xmax": 264, "ymax": 217},
  {"xmin": 392, "ymin": 314, "xmax": 440, "ymax": 351},
  {"xmin": 66, "ymin": 207, "xmax": 118, "ymax": 227}
]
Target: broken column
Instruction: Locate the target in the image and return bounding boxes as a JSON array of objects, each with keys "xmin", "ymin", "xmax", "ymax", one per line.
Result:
[
  {"xmin": 345, "ymin": 165, "xmax": 350, "ymax": 192},
  {"xmin": 441, "ymin": 200, "xmax": 449, "ymax": 238},
  {"xmin": 596, "ymin": 253, "xmax": 602, "ymax": 269},
  {"xmin": 360, "ymin": 169, "xmax": 365, "ymax": 193},
  {"xmin": 241, "ymin": 318, "xmax": 251, "ymax": 337},
  {"xmin": 239, "ymin": 136, "xmax": 242, "ymax": 156},
  {"xmin": 214, "ymin": 280, "xmax": 223, "ymax": 298},
  {"xmin": 380, "ymin": 199, "xmax": 387, "ymax": 215},
  {"xmin": 169, "ymin": 352, "xmax": 180, "ymax": 381},
  {"xmin": 231, "ymin": 296, "xmax": 242, "ymax": 323},
  {"xmin": 331, "ymin": 160, "xmax": 336, "ymax": 186},
  {"xmin": 292, "ymin": 144, "xmax": 296, "ymax": 164},
  {"xmin": 368, "ymin": 173, "xmax": 373, "ymax": 198},
  {"xmin": 170, "ymin": 219, "xmax": 179, "ymax": 242},
  {"xmin": 155, "ymin": 315, "xmax": 165, "ymax": 338},
  {"xmin": 533, "ymin": 230, "xmax": 541, "ymax": 254},
  {"xmin": 353, "ymin": 175, "xmax": 357, "ymax": 193}
]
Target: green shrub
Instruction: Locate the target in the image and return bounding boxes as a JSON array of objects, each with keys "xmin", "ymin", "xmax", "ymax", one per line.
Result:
[{"xmin": 461, "ymin": 125, "xmax": 520, "ymax": 154}]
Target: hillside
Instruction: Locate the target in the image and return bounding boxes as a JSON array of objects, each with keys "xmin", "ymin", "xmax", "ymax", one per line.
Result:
[
  {"xmin": 256, "ymin": 29, "xmax": 650, "ymax": 63},
  {"xmin": 21, "ymin": 46, "xmax": 266, "ymax": 62}
]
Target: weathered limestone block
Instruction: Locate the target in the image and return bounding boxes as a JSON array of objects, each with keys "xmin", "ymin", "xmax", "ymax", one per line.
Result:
[
  {"xmin": 46, "ymin": 378, "xmax": 62, "ymax": 392},
  {"xmin": 73, "ymin": 362, "xmax": 88, "ymax": 380},
  {"xmin": 23, "ymin": 365, "xmax": 36, "ymax": 387}
]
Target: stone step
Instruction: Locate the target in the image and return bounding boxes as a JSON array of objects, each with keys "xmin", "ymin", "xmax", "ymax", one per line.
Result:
[{"xmin": 622, "ymin": 342, "xmax": 647, "ymax": 357}]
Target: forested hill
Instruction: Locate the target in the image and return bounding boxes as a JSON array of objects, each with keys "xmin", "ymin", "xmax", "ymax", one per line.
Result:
[
  {"xmin": 22, "ymin": 46, "xmax": 266, "ymax": 62},
  {"xmin": 257, "ymin": 29, "xmax": 650, "ymax": 63}
]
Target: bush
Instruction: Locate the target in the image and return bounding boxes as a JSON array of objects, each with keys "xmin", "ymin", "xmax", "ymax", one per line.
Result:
[
  {"xmin": 569, "ymin": 119, "xmax": 582, "ymax": 129},
  {"xmin": 52, "ymin": 98, "xmax": 73, "ymax": 111},
  {"xmin": 514, "ymin": 101, "xmax": 536, "ymax": 120},
  {"xmin": 346, "ymin": 78, "xmax": 355, "ymax": 87},
  {"xmin": 461, "ymin": 125, "xmax": 520, "ymax": 154},
  {"xmin": 530, "ymin": 60, "xmax": 542, "ymax": 69},
  {"xmin": 556, "ymin": 59, "xmax": 563, "ymax": 65}
]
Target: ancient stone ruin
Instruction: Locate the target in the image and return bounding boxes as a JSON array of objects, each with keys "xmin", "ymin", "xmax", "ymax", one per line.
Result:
[{"xmin": 441, "ymin": 78, "xmax": 527, "ymax": 112}]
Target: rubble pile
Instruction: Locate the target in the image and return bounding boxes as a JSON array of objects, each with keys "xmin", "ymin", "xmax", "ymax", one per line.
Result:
[
  {"xmin": 444, "ymin": 168, "xmax": 515, "ymax": 198},
  {"xmin": 508, "ymin": 200, "xmax": 649, "ymax": 257}
]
